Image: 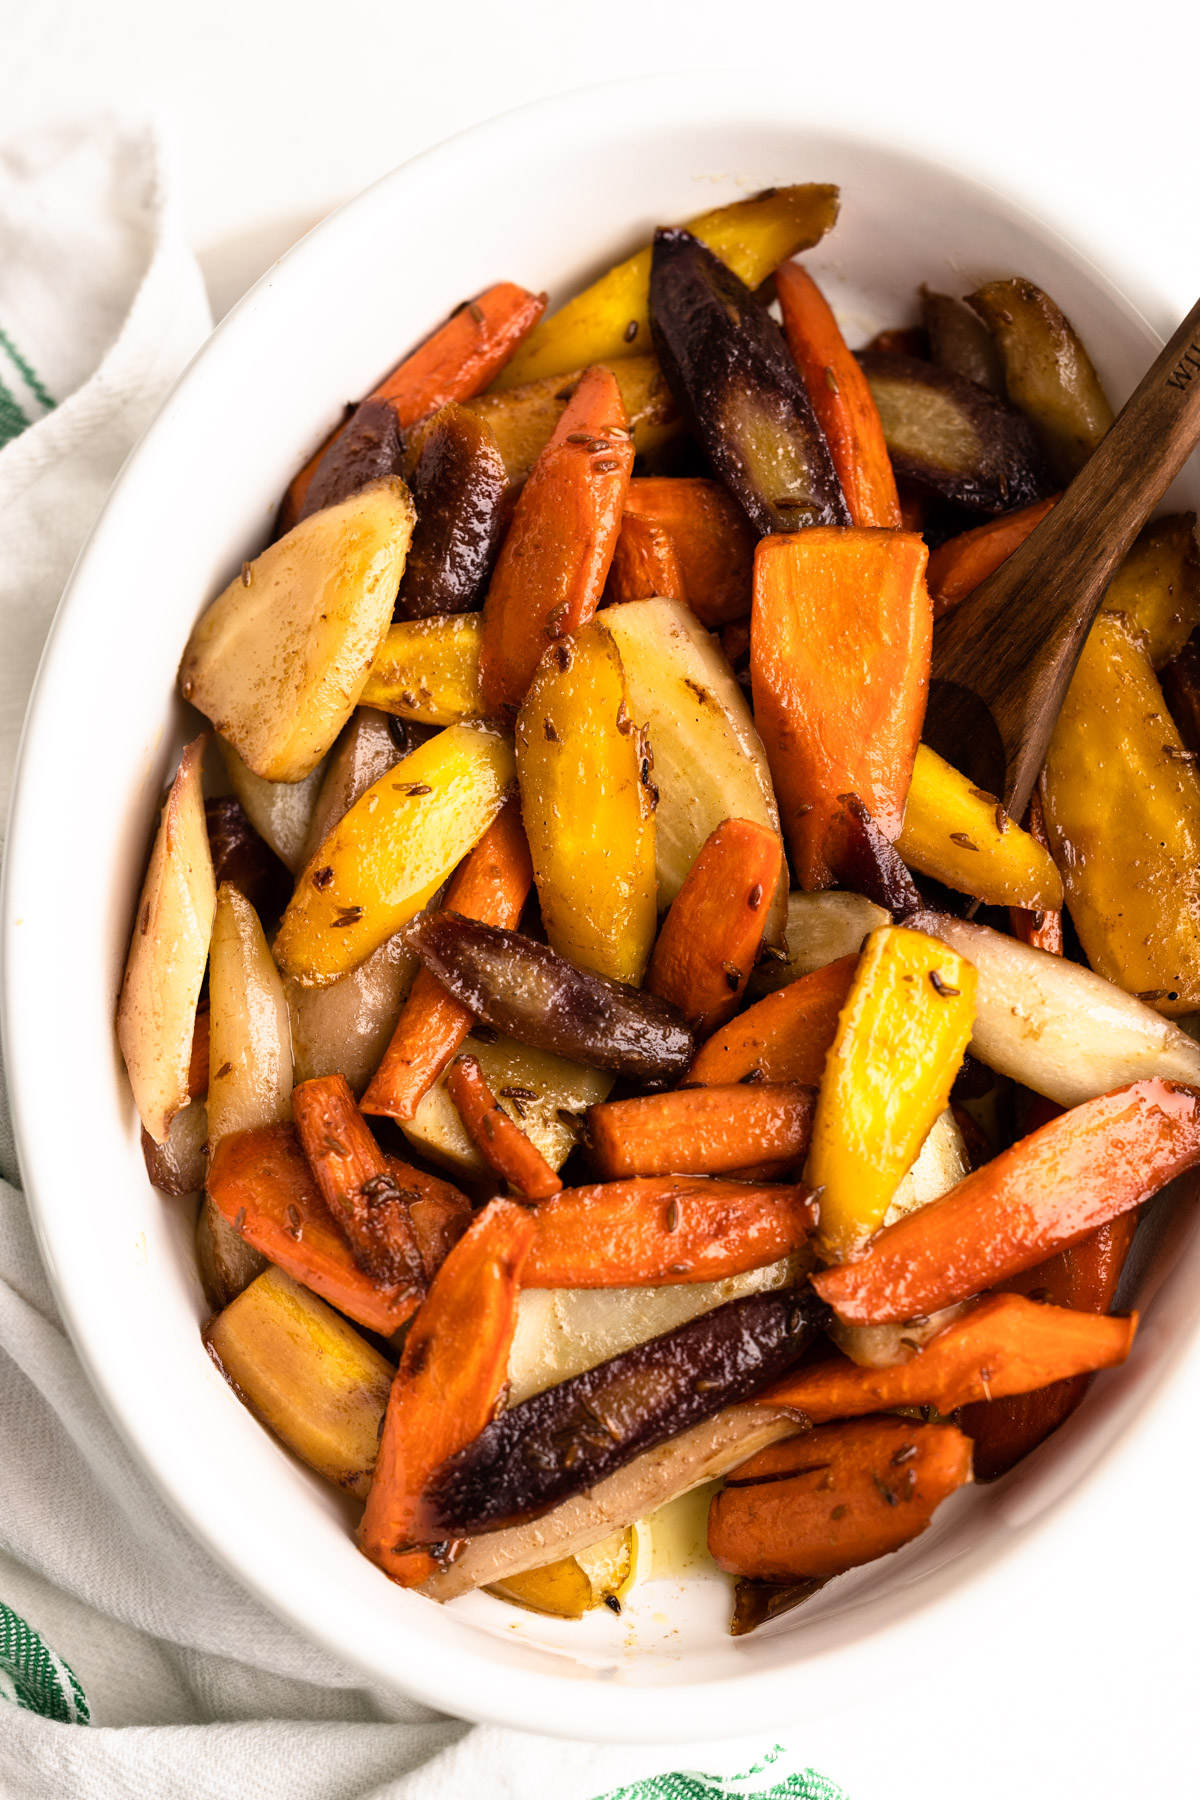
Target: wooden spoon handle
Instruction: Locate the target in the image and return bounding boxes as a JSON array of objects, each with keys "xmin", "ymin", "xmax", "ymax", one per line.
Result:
[{"xmin": 932, "ymin": 295, "xmax": 1200, "ymax": 817}]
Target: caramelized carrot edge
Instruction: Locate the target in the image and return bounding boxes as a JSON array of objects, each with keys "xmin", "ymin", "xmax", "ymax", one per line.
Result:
[{"xmin": 358, "ymin": 1197, "xmax": 536, "ymax": 1584}]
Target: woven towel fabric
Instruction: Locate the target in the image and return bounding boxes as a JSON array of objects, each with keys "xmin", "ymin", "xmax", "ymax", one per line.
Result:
[{"xmin": 0, "ymin": 117, "xmax": 847, "ymax": 1800}]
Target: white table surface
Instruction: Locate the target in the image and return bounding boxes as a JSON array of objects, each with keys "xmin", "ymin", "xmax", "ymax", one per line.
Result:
[{"xmin": 6, "ymin": 0, "xmax": 1199, "ymax": 1792}]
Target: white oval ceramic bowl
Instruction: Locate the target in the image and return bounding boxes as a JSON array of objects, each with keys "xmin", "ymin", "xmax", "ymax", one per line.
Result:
[{"xmin": 5, "ymin": 75, "xmax": 1200, "ymax": 1744}]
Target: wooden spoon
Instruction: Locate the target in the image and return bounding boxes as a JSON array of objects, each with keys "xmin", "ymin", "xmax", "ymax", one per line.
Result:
[{"xmin": 925, "ymin": 296, "xmax": 1200, "ymax": 819}]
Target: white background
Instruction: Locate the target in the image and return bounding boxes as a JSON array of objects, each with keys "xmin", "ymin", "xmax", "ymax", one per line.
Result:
[{"xmin": 5, "ymin": 0, "xmax": 1199, "ymax": 1793}]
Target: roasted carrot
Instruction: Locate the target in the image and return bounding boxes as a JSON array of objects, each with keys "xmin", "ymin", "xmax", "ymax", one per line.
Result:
[
  {"xmin": 925, "ymin": 495, "xmax": 1059, "ymax": 618},
  {"xmin": 688, "ymin": 954, "xmax": 858, "ymax": 1088},
  {"xmin": 610, "ymin": 477, "xmax": 756, "ymax": 627},
  {"xmin": 479, "ymin": 366, "xmax": 633, "ymax": 717},
  {"xmin": 647, "ymin": 819, "xmax": 784, "ymax": 1037},
  {"xmin": 522, "ymin": 1176, "xmax": 816, "ymax": 1287},
  {"xmin": 361, "ymin": 799, "xmax": 533, "ymax": 1122},
  {"xmin": 206, "ymin": 1124, "xmax": 418, "ymax": 1335},
  {"xmin": 752, "ymin": 530, "xmax": 931, "ymax": 889},
  {"xmin": 587, "ymin": 1083, "xmax": 815, "ymax": 1180},
  {"xmin": 708, "ymin": 1417, "xmax": 972, "ymax": 1581},
  {"xmin": 759, "ymin": 1292, "xmax": 1137, "ymax": 1422},
  {"xmin": 960, "ymin": 1211, "xmax": 1139, "ymax": 1479},
  {"xmin": 292, "ymin": 1074, "xmax": 425, "ymax": 1296},
  {"xmin": 813, "ymin": 1078, "xmax": 1200, "ymax": 1324},
  {"xmin": 445, "ymin": 1054, "xmax": 562, "ymax": 1201},
  {"xmin": 605, "ymin": 511, "xmax": 687, "ymax": 607},
  {"xmin": 358, "ymin": 1197, "xmax": 536, "ymax": 1585},
  {"xmin": 188, "ymin": 1005, "xmax": 210, "ymax": 1099},
  {"xmin": 1008, "ymin": 788, "xmax": 1064, "ymax": 955},
  {"xmin": 279, "ymin": 282, "xmax": 546, "ymax": 531},
  {"xmin": 776, "ymin": 263, "xmax": 901, "ymax": 529},
  {"xmin": 384, "ymin": 1155, "xmax": 473, "ymax": 1283}
]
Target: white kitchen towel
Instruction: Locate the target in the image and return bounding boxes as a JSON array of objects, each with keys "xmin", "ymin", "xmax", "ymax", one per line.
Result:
[{"xmin": 0, "ymin": 119, "xmax": 846, "ymax": 1799}]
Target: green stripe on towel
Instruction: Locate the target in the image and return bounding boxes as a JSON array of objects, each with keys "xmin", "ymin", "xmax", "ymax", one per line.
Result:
[{"xmin": 0, "ymin": 1602, "xmax": 90, "ymax": 1724}]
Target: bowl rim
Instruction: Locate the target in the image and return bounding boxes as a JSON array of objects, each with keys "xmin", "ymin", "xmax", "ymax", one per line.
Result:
[{"xmin": 3, "ymin": 71, "xmax": 1196, "ymax": 1743}]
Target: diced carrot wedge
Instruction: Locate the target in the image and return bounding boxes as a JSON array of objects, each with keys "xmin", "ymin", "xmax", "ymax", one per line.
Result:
[
  {"xmin": 358, "ymin": 1197, "xmax": 535, "ymax": 1585},
  {"xmin": 612, "ymin": 477, "xmax": 756, "ymax": 627},
  {"xmin": 776, "ymin": 263, "xmax": 901, "ymax": 529},
  {"xmin": 759, "ymin": 1292, "xmax": 1137, "ymax": 1420},
  {"xmin": 479, "ymin": 366, "xmax": 633, "ymax": 718},
  {"xmin": 384, "ymin": 1155, "xmax": 473, "ymax": 1283},
  {"xmin": 206, "ymin": 1124, "xmax": 417, "ymax": 1335},
  {"xmin": 445, "ymin": 1054, "xmax": 562, "ymax": 1201},
  {"xmin": 361, "ymin": 798, "xmax": 533, "ymax": 1122},
  {"xmin": 752, "ymin": 529, "xmax": 931, "ymax": 889},
  {"xmin": 647, "ymin": 819, "xmax": 784, "ymax": 1038},
  {"xmin": 292, "ymin": 1074, "xmax": 425, "ymax": 1296},
  {"xmin": 522, "ymin": 1176, "xmax": 816, "ymax": 1287},
  {"xmin": 279, "ymin": 283, "xmax": 546, "ymax": 531},
  {"xmin": 926, "ymin": 496, "xmax": 1059, "ymax": 619},
  {"xmin": 605, "ymin": 511, "xmax": 687, "ymax": 607},
  {"xmin": 688, "ymin": 955, "xmax": 858, "ymax": 1087},
  {"xmin": 960, "ymin": 1210, "xmax": 1138, "ymax": 1479},
  {"xmin": 813, "ymin": 1078, "xmax": 1200, "ymax": 1324},
  {"xmin": 587, "ymin": 1083, "xmax": 814, "ymax": 1180},
  {"xmin": 708, "ymin": 1417, "xmax": 972, "ymax": 1580}
]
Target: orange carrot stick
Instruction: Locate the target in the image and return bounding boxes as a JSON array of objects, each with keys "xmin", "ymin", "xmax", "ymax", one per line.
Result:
[
  {"xmin": 759, "ymin": 1292, "xmax": 1137, "ymax": 1422},
  {"xmin": 522, "ymin": 1176, "xmax": 816, "ymax": 1288},
  {"xmin": 604, "ymin": 511, "xmax": 687, "ymax": 607},
  {"xmin": 960, "ymin": 1210, "xmax": 1138, "ymax": 1479},
  {"xmin": 206, "ymin": 1124, "xmax": 418, "ymax": 1334},
  {"xmin": 358, "ymin": 1197, "xmax": 536, "ymax": 1585},
  {"xmin": 708, "ymin": 1417, "xmax": 972, "ymax": 1581},
  {"xmin": 688, "ymin": 954, "xmax": 857, "ymax": 1088},
  {"xmin": 776, "ymin": 263, "xmax": 901, "ymax": 530},
  {"xmin": 479, "ymin": 365, "xmax": 633, "ymax": 718},
  {"xmin": 814, "ymin": 1078, "xmax": 1200, "ymax": 1325},
  {"xmin": 587, "ymin": 1083, "xmax": 815, "ymax": 1180},
  {"xmin": 279, "ymin": 282, "xmax": 546, "ymax": 531},
  {"xmin": 292, "ymin": 1074, "xmax": 425, "ymax": 1296},
  {"xmin": 647, "ymin": 818, "xmax": 784, "ymax": 1038},
  {"xmin": 612, "ymin": 477, "xmax": 756, "ymax": 627},
  {"xmin": 361, "ymin": 799, "xmax": 533, "ymax": 1122},
  {"xmin": 752, "ymin": 529, "xmax": 931, "ymax": 889},
  {"xmin": 1008, "ymin": 788, "xmax": 1064, "ymax": 955},
  {"xmin": 926, "ymin": 495, "xmax": 1059, "ymax": 619},
  {"xmin": 445, "ymin": 1054, "xmax": 562, "ymax": 1201},
  {"xmin": 383, "ymin": 1154, "xmax": 473, "ymax": 1283}
]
